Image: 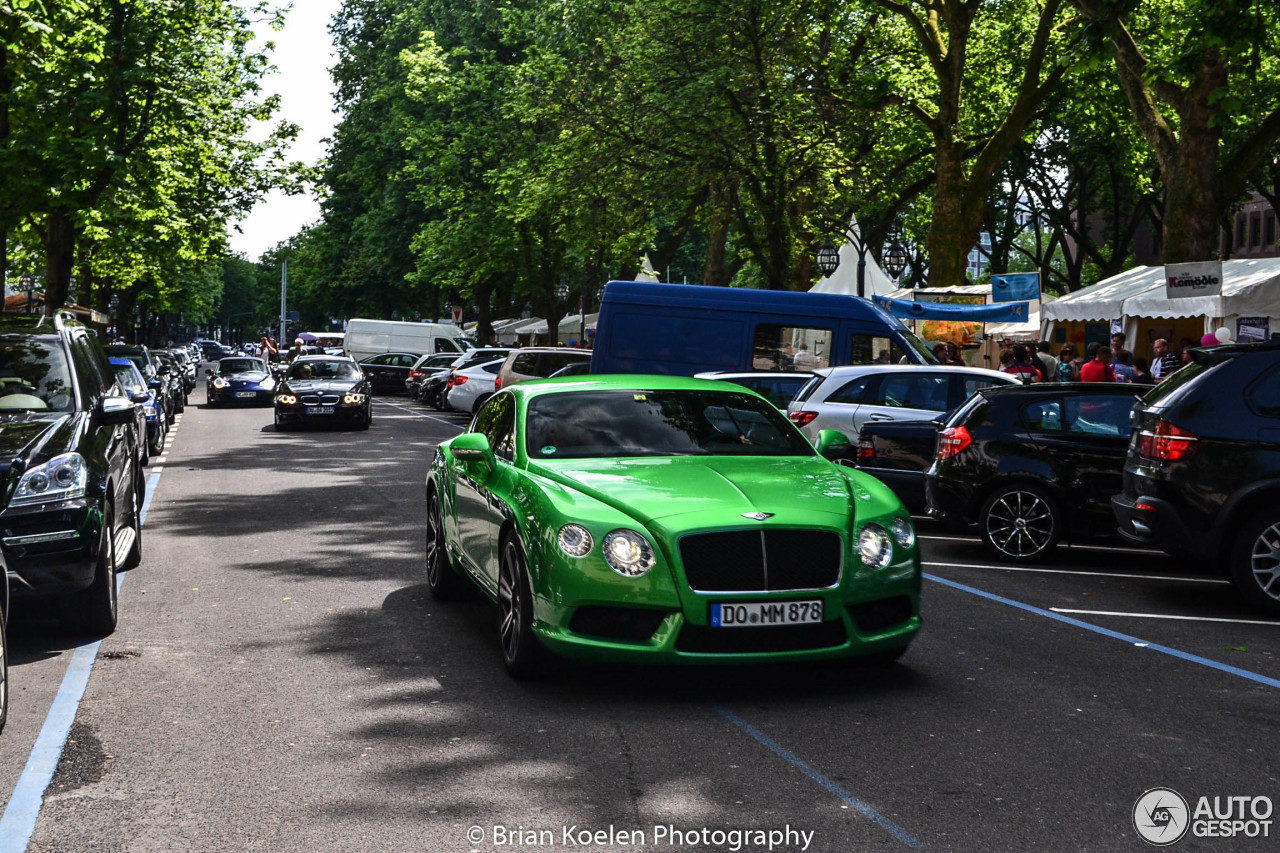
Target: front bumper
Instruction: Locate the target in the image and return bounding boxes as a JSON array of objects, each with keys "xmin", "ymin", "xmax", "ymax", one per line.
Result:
[
  {"xmin": 275, "ymin": 402, "xmax": 369, "ymax": 425},
  {"xmin": 209, "ymin": 385, "xmax": 273, "ymax": 405},
  {"xmin": 2, "ymin": 499, "xmax": 102, "ymax": 598}
]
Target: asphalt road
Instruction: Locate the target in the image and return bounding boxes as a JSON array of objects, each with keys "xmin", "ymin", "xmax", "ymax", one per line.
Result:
[{"xmin": 1, "ymin": 381, "xmax": 1277, "ymax": 852}]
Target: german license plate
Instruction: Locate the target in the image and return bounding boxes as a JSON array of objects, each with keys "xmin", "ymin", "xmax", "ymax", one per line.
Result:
[
  {"xmin": 235, "ymin": 391, "xmax": 255, "ymax": 398},
  {"xmin": 710, "ymin": 600, "xmax": 823, "ymax": 628},
  {"xmin": 305, "ymin": 406, "xmax": 334, "ymax": 415}
]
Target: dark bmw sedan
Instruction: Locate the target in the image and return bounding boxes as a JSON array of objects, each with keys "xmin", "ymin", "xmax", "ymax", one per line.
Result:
[
  {"xmin": 924, "ymin": 383, "xmax": 1142, "ymax": 560},
  {"xmin": 207, "ymin": 356, "xmax": 276, "ymax": 406},
  {"xmin": 273, "ymin": 356, "xmax": 371, "ymax": 430}
]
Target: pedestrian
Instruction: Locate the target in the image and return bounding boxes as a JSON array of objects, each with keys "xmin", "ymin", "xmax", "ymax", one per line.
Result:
[
  {"xmin": 931, "ymin": 342, "xmax": 948, "ymax": 363},
  {"xmin": 1080, "ymin": 346, "xmax": 1117, "ymax": 382},
  {"xmin": 285, "ymin": 338, "xmax": 306, "ymax": 363},
  {"xmin": 1150, "ymin": 338, "xmax": 1179, "ymax": 380},
  {"xmin": 1111, "ymin": 332, "xmax": 1126, "ymax": 354},
  {"xmin": 1180, "ymin": 345, "xmax": 1195, "ymax": 365},
  {"xmin": 1131, "ymin": 356, "xmax": 1153, "ymax": 383},
  {"xmin": 1004, "ymin": 344, "xmax": 1042, "ymax": 383},
  {"xmin": 1055, "ymin": 345, "xmax": 1078, "ymax": 382},
  {"xmin": 943, "ymin": 341, "xmax": 965, "ymax": 366},
  {"xmin": 1034, "ymin": 341, "xmax": 1058, "ymax": 382},
  {"xmin": 792, "ymin": 342, "xmax": 818, "ymax": 370},
  {"xmin": 1112, "ymin": 348, "xmax": 1135, "ymax": 382}
]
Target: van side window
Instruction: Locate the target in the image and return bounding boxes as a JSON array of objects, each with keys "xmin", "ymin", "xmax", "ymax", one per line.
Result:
[
  {"xmin": 436, "ymin": 339, "xmax": 461, "ymax": 353},
  {"xmin": 752, "ymin": 324, "xmax": 832, "ymax": 370},
  {"xmin": 850, "ymin": 335, "xmax": 906, "ymax": 365}
]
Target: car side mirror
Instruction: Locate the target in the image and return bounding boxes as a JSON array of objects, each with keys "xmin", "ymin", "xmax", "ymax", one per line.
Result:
[
  {"xmin": 205, "ymin": 368, "xmax": 214, "ymax": 376},
  {"xmin": 814, "ymin": 428, "xmax": 852, "ymax": 460},
  {"xmin": 129, "ymin": 391, "xmax": 150, "ymax": 405},
  {"xmin": 450, "ymin": 432, "xmax": 495, "ymax": 468},
  {"xmin": 100, "ymin": 395, "xmax": 136, "ymax": 426},
  {"xmin": 156, "ymin": 365, "xmax": 170, "ymax": 375}
]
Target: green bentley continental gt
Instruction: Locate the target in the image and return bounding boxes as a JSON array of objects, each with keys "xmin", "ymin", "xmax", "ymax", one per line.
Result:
[{"xmin": 425, "ymin": 375, "xmax": 921, "ymax": 677}]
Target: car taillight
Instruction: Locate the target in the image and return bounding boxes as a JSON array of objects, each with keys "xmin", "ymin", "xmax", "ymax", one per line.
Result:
[
  {"xmin": 452, "ymin": 375, "xmax": 468, "ymax": 386},
  {"xmin": 856, "ymin": 438, "xmax": 875, "ymax": 460},
  {"xmin": 409, "ymin": 369, "xmax": 423, "ymax": 379},
  {"xmin": 494, "ymin": 376, "xmax": 502, "ymax": 389},
  {"xmin": 789, "ymin": 411, "xmax": 818, "ymax": 427},
  {"xmin": 936, "ymin": 426, "xmax": 971, "ymax": 460},
  {"xmin": 1136, "ymin": 420, "xmax": 1198, "ymax": 462}
]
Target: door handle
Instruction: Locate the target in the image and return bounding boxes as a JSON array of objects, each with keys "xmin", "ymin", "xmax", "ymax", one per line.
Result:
[{"xmin": 870, "ymin": 413, "xmax": 894, "ymax": 421}]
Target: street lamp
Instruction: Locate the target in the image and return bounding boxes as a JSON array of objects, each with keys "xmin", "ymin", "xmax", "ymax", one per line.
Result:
[
  {"xmin": 815, "ymin": 216, "xmax": 904, "ymax": 299},
  {"xmin": 20, "ymin": 273, "xmax": 34, "ymax": 313},
  {"xmin": 882, "ymin": 228, "xmax": 909, "ymax": 284}
]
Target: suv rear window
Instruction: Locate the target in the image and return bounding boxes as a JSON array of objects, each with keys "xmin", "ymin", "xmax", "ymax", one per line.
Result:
[{"xmin": 1140, "ymin": 361, "xmax": 1213, "ymax": 408}]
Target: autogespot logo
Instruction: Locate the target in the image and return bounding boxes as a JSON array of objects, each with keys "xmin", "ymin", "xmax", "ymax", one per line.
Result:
[{"xmin": 1134, "ymin": 788, "xmax": 1190, "ymax": 846}]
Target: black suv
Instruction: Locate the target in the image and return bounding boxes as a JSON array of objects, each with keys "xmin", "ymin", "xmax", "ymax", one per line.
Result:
[
  {"xmin": 1112, "ymin": 340, "xmax": 1280, "ymax": 615},
  {"xmin": 1, "ymin": 313, "xmax": 144, "ymax": 635}
]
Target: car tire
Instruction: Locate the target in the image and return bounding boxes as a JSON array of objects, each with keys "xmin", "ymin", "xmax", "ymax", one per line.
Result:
[
  {"xmin": 979, "ymin": 484, "xmax": 1062, "ymax": 561},
  {"xmin": 1228, "ymin": 510, "xmax": 1280, "ymax": 616},
  {"xmin": 497, "ymin": 535, "xmax": 547, "ymax": 679},
  {"xmin": 121, "ymin": 475, "xmax": 144, "ymax": 571},
  {"xmin": 60, "ymin": 504, "xmax": 118, "ymax": 636},
  {"xmin": 148, "ymin": 423, "xmax": 165, "ymax": 457},
  {"xmin": 424, "ymin": 490, "xmax": 464, "ymax": 600}
]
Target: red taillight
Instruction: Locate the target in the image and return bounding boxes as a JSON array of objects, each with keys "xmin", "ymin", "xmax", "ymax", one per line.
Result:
[
  {"xmin": 452, "ymin": 374, "xmax": 469, "ymax": 387},
  {"xmin": 936, "ymin": 426, "xmax": 971, "ymax": 460},
  {"xmin": 1136, "ymin": 420, "xmax": 1198, "ymax": 462},
  {"xmin": 856, "ymin": 439, "xmax": 875, "ymax": 460},
  {"xmin": 409, "ymin": 369, "xmax": 423, "ymax": 379},
  {"xmin": 494, "ymin": 376, "xmax": 502, "ymax": 389},
  {"xmin": 789, "ymin": 411, "xmax": 818, "ymax": 427}
]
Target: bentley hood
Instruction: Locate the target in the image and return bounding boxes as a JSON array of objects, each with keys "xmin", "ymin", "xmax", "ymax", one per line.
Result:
[{"xmin": 529, "ymin": 455, "xmax": 859, "ymax": 528}]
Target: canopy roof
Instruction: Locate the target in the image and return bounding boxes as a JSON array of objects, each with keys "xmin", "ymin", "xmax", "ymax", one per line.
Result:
[
  {"xmin": 873, "ymin": 295, "xmax": 1031, "ymax": 322},
  {"xmin": 1042, "ymin": 258, "xmax": 1280, "ymax": 322}
]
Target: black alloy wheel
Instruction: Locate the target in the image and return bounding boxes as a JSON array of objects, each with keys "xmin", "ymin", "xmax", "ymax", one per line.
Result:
[
  {"xmin": 979, "ymin": 484, "xmax": 1062, "ymax": 561},
  {"xmin": 61, "ymin": 504, "xmax": 118, "ymax": 636},
  {"xmin": 424, "ymin": 491, "xmax": 463, "ymax": 599},
  {"xmin": 497, "ymin": 536, "xmax": 546, "ymax": 678},
  {"xmin": 1230, "ymin": 511, "xmax": 1280, "ymax": 616}
]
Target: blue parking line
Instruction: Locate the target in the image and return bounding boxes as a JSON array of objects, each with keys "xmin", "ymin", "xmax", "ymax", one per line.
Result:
[
  {"xmin": 713, "ymin": 705, "xmax": 924, "ymax": 848},
  {"xmin": 925, "ymin": 573, "xmax": 1280, "ymax": 690},
  {"xmin": 0, "ymin": 472, "xmax": 161, "ymax": 852}
]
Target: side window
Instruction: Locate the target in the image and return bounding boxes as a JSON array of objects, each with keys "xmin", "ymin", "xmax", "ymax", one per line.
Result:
[
  {"xmin": 514, "ymin": 354, "xmax": 537, "ymax": 374},
  {"xmin": 1064, "ymin": 396, "xmax": 1133, "ymax": 435},
  {"xmin": 475, "ymin": 393, "xmax": 516, "ymax": 461},
  {"xmin": 752, "ymin": 323, "xmax": 832, "ymax": 370},
  {"xmin": 1021, "ymin": 400, "xmax": 1063, "ymax": 432},
  {"xmin": 1247, "ymin": 365, "xmax": 1280, "ymax": 417},
  {"xmin": 961, "ymin": 376, "xmax": 1005, "ymax": 400},
  {"xmin": 69, "ymin": 335, "xmax": 108, "ymax": 404},
  {"xmin": 827, "ymin": 375, "xmax": 878, "ymax": 405},
  {"xmin": 396, "ymin": 354, "xmax": 415, "ymax": 367},
  {"xmin": 850, "ymin": 335, "xmax": 906, "ymax": 366},
  {"xmin": 888, "ymin": 374, "xmax": 950, "ymax": 410},
  {"xmin": 436, "ymin": 338, "xmax": 460, "ymax": 353}
]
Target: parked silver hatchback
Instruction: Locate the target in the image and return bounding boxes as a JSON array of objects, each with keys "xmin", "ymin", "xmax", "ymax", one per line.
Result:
[{"xmin": 785, "ymin": 364, "xmax": 1017, "ymax": 441}]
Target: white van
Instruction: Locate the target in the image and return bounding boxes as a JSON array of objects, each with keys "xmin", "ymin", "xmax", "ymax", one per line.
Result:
[{"xmin": 343, "ymin": 319, "xmax": 472, "ymax": 362}]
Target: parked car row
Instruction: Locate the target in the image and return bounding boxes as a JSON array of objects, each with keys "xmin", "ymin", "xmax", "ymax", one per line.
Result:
[
  {"xmin": 0, "ymin": 313, "xmax": 154, "ymax": 731},
  {"xmin": 848, "ymin": 340, "xmax": 1280, "ymax": 616}
]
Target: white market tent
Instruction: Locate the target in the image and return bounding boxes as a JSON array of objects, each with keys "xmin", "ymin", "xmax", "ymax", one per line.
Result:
[
  {"xmin": 1041, "ymin": 258, "xmax": 1280, "ymax": 348},
  {"xmin": 510, "ymin": 313, "xmax": 598, "ymax": 341}
]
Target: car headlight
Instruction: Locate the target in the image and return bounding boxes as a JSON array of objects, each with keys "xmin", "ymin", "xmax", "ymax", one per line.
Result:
[
  {"xmin": 143, "ymin": 403, "xmax": 157, "ymax": 416},
  {"xmin": 857, "ymin": 524, "xmax": 893, "ymax": 570},
  {"xmin": 11, "ymin": 452, "xmax": 88, "ymax": 506},
  {"xmin": 277, "ymin": 394, "xmax": 297, "ymax": 405},
  {"xmin": 261, "ymin": 378, "xmax": 275, "ymax": 390},
  {"xmin": 342, "ymin": 393, "xmax": 365, "ymax": 405},
  {"xmin": 212, "ymin": 377, "xmax": 228, "ymax": 388},
  {"xmin": 602, "ymin": 529, "xmax": 655, "ymax": 577},
  {"xmin": 557, "ymin": 524, "xmax": 593, "ymax": 557},
  {"xmin": 891, "ymin": 517, "xmax": 916, "ymax": 549}
]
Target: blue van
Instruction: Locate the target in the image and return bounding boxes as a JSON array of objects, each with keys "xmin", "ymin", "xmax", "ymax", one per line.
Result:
[{"xmin": 590, "ymin": 281, "xmax": 935, "ymax": 375}]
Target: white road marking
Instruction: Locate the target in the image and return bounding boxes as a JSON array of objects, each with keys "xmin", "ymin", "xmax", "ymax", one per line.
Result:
[
  {"xmin": 918, "ymin": 533, "xmax": 1163, "ymax": 555},
  {"xmin": 1050, "ymin": 608, "xmax": 1280, "ymax": 626},
  {"xmin": 922, "ymin": 560, "xmax": 1229, "ymax": 584}
]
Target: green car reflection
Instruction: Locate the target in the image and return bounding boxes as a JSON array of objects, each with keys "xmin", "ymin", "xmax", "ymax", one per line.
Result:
[{"xmin": 425, "ymin": 375, "xmax": 921, "ymax": 677}]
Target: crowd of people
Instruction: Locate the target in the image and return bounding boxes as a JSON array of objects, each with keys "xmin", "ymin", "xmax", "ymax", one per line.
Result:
[{"xmin": 936, "ymin": 332, "xmax": 1202, "ymax": 385}]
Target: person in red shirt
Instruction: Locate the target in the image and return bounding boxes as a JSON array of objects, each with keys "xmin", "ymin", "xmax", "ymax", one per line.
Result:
[{"xmin": 1079, "ymin": 346, "xmax": 1116, "ymax": 382}]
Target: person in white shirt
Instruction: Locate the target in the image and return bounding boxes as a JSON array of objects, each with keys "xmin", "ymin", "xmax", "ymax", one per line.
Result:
[{"xmin": 792, "ymin": 343, "xmax": 817, "ymax": 370}]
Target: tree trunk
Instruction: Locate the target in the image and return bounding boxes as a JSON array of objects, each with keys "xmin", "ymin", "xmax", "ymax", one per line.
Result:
[
  {"xmin": 1160, "ymin": 60, "xmax": 1228, "ymax": 262},
  {"xmin": 43, "ymin": 210, "xmax": 75, "ymax": 313},
  {"xmin": 927, "ymin": 141, "xmax": 980, "ymax": 286},
  {"xmin": 703, "ymin": 180, "xmax": 735, "ymax": 286}
]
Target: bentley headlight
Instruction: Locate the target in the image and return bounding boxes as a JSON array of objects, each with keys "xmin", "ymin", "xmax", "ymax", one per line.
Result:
[
  {"xmin": 277, "ymin": 394, "xmax": 297, "ymax": 405},
  {"xmin": 212, "ymin": 377, "xmax": 229, "ymax": 388},
  {"xmin": 891, "ymin": 517, "xmax": 916, "ymax": 549},
  {"xmin": 342, "ymin": 393, "xmax": 365, "ymax": 405},
  {"xmin": 12, "ymin": 452, "xmax": 88, "ymax": 506},
  {"xmin": 557, "ymin": 524, "xmax": 593, "ymax": 558},
  {"xmin": 602, "ymin": 529, "xmax": 655, "ymax": 577},
  {"xmin": 857, "ymin": 524, "xmax": 893, "ymax": 570}
]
